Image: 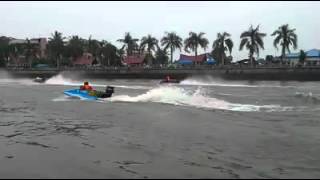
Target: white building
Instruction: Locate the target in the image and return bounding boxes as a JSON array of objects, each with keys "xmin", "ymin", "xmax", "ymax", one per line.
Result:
[{"xmin": 286, "ymin": 49, "xmax": 320, "ymax": 66}]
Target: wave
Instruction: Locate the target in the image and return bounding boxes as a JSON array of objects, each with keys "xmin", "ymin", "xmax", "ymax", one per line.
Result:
[
  {"xmin": 52, "ymin": 95, "xmax": 73, "ymax": 102},
  {"xmin": 179, "ymin": 78, "xmax": 294, "ymax": 88},
  {"xmin": 179, "ymin": 79, "xmax": 259, "ymax": 88},
  {"xmin": 295, "ymin": 91, "xmax": 320, "ymax": 103},
  {"xmin": 45, "ymin": 74, "xmax": 151, "ymax": 90},
  {"xmin": 105, "ymin": 86, "xmax": 294, "ymax": 112},
  {"xmin": 45, "ymin": 74, "xmax": 80, "ymax": 86},
  {"xmin": 0, "ymin": 78, "xmax": 37, "ymax": 85},
  {"xmin": 295, "ymin": 91, "xmax": 314, "ymax": 98}
]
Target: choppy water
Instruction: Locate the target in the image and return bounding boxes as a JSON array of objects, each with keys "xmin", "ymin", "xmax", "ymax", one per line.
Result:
[{"xmin": 1, "ymin": 71, "xmax": 320, "ymax": 178}]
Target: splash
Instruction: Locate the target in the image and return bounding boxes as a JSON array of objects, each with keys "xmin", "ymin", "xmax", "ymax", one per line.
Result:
[
  {"xmin": 106, "ymin": 86, "xmax": 293, "ymax": 112},
  {"xmin": 180, "ymin": 78, "xmax": 294, "ymax": 88},
  {"xmin": 180, "ymin": 79, "xmax": 259, "ymax": 87},
  {"xmin": 0, "ymin": 78, "xmax": 37, "ymax": 85},
  {"xmin": 295, "ymin": 91, "xmax": 320, "ymax": 103},
  {"xmin": 45, "ymin": 74, "xmax": 81, "ymax": 86},
  {"xmin": 295, "ymin": 91, "xmax": 313, "ymax": 98},
  {"xmin": 45, "ymin": 74, "xmax": 151, "ymax": 90}
]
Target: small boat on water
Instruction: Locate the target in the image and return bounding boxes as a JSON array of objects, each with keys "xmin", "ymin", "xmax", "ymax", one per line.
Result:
[
  {"xmin": 159, "ymin": 76, "xmax": 180, "ymax": 84},
  {"xmin": 64, "ymin": 86, "xmax": 115, "ymax": 100},
  {"xmin": 159, "ymin": 79, "xmax": 180, "ymax": 84},
  {"xmin": 33, "ymin": 77, "xmax": 46, "ymax": 83}
]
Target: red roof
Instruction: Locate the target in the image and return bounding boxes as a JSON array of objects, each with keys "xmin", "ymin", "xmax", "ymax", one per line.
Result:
[
  {"xmin": 123, "ymin": 55, "xmax": 145, "ymax": 64},
  {"xmin": 73, "ymin": 53, "xmax": 93, "ymax": 65},
  {"xmin": 179, "ymin": 54, "xmax": 207, "ymax": 62}
]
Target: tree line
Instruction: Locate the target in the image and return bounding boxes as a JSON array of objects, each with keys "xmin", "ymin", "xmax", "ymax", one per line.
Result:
[{"xmin": 0, "ymin": 24, "xmax": 298, "ymax": 67}]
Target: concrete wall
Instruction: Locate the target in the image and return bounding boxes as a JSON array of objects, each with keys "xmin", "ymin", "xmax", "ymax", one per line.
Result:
[{"xmin": 6, "ymin": 67, "xmax": 320, "ymax": 81}]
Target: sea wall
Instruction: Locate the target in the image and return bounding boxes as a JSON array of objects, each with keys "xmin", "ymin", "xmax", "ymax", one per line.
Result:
[{"xmin": 5, "ymin": 67, "xmax": 320, "ymax": 81}]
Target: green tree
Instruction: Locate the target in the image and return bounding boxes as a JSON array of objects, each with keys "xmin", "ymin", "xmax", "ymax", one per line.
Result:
[
  {"xmin": 271, "ymin": 24, "xmax": 298, "ymax": 63},
  {"xmin": 99, "ymin": 41, "xmax": 119, "ymax": 66},
  {"xmin": 65, "ymin": 35, "xmax": 85, "ymax": 61},
  {"xmin": 0, "ymin": 36, "xmax": 10, "ymax": 67},
  {"xmin": 48, "ymin": 31, "xmax": 65, "ymax": 68},
  {"xmin": 155, "ymin": 48, "xmax": 169, "ymax": 65},
  {"xmin": 212, "ymin": 32, "xmax": 233, "ymax": 65},
  {"xmin": 265, "ymin": 55, "xmax": 274, "ymax": 64},
  {"xmin": 116, "ymin": 48, "xmax": 125, "ymax": 66},
  {"xmin": 161, "ymin": 32, "xmax": 182, "ymax": 64},
  {"xmin": 117, "ymin": 32, "xmax": 139, "ymax": 56},
  {"xmin": 239, "ymin": 25, "xmax": 266, "ymax": 66},
  {"xmin": 299, "ymin": 50, "xmax": 306, "ymax": 65},
  {"xmin": 140, "ymin": 35, "xmax": 159, "ymax": 65},
  {"xmin": 87, "ymin": 35, "xmax": 101, "ymax": 60},
  {"xmin": 184, "ymin": 32, "xmax": 209, "ymax": 62}
]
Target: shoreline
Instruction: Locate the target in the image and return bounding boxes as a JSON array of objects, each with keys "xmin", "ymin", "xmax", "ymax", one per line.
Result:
[{"xmin": 4, "ymin": 67, "xmax": 320, "ymax": 81}]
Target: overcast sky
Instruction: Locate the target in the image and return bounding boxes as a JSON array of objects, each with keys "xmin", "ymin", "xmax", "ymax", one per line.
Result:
[{"xmin": 1, "ymin": 1, "xmax": 319, "ymax": 60}]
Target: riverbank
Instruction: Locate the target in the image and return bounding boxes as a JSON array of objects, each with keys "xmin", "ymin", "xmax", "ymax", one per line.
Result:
[{"xmin": 5, "ymin": 66, "xmax": 320, "ymax": 81}]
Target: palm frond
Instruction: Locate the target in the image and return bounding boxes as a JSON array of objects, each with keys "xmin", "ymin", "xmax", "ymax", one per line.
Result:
[
  {"xmin": 256, "ymin": 36, "xmax": 264, "ymax": 49},
  {"xmin": 240, "ymin": 31, "xmax": 251, "ymax": 38},
  {"xmin": 225, "ymin": 38, "xmax": 233, "ymax": 54},
  {"xmin": 239, "ymin": 38, "xmax": 248, "ymax": 50},
  {"xmin": 271, "ymin": 30, "xmax": 281, "ymax": 36},
  {"xmin": 273, "ymin": 35, "xmax": 282, "ymax": 49}
]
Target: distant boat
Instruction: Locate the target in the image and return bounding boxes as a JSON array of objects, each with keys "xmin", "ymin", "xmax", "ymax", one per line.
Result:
[
  {"xmin": 33, "ymin": 77, "xmax": 46, "ymax": 83},
  {"xmin": 159, "ymin": 79, "xmax": 180, "ymax": 84}
]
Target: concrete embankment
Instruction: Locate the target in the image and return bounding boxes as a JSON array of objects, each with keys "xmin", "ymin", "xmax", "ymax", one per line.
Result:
[{"xmin": 5, "ymin": 67, "xmax": 320, "ymax": 81}]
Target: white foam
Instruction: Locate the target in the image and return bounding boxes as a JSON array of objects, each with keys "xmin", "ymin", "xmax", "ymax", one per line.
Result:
[
  {"xmin": 180, "ymin": 79, "xmax": 259, "ymax": 88},
  {"xmin": 295, "ymin": 91, "xmax": 313, "ymax": 97},
  {"xmin": 105, "ymin": 86, "xmax": 292, "ymax": 112},
  {"xmin": 45, "ymin": 74, "xmax": 151, "ymax": 90},
  {"xmin": 180, "ymin": 78, "xmax": 294, "ymax": 88},
  {"xmin": 52, "ymin": 95, "xmax": 72, "ymax": 102},
  {"xmin": 45, "ymin": 74, "xmax": 81, "ymax": 86}
]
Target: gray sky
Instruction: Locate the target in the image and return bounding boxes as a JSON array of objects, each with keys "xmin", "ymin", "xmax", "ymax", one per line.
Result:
[{"xmin": 1, "ymin": 1, "xmax": 319, "ymax": 60}]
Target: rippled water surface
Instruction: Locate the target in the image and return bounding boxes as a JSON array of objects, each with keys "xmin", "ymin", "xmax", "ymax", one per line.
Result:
[{"xmin": 1, "ymin": 71, "xmax": 320, "ymax": 178}]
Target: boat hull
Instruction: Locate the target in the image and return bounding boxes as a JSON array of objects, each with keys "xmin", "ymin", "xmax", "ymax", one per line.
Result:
[{"xmin": 64, "ymin": 89, "xmax": 98, "ymax": 100}]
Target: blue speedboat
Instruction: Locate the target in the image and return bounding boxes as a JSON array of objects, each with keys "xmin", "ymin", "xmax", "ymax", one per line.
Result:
[
  {"xmin": 64, "ymin": 89, "xmax": 98, "ymax": 100},
  {"xmin": 63, "ymin": 86, "xmax": 115, "ymax": 100}
]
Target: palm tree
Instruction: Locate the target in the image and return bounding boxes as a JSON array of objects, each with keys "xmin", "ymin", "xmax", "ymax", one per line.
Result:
[
  {"xmin": 66, "ymin": 35, "xmax": 85, "ymax": 61},
  {"xmin": 117, "ymin": 32, "xmax": 139, "ymax": 56},
  {"xmin": 48, "ymin": 31, "xmax": 65, "ymax": 68},
  {"xmin": 85, "ymin": 36, "xmax": 101, "ymax": 65},
  {"xmin": 117, "ymin": 48, "xmax": 125, "ymax": 65},
  {"xmin": 155, "ymin": 48, "xmax": 169, "ymax": 65},
  {"xmin": 0, "ymin": 36, "xmax": 10, "ymax": 66},
  {"xmin": 87, "ymin": 35, "xmax": 101, "ymax": 58},
  {"xmin": 184, "ymin": 32, "xmax": 209, "ymax": 62},
  {"xmin": 161, "ymin": 32, "xmax": 183, "ymax": 64},
  {"xmin": 239, "ymin": 25, "xmax": 266, "ymax": 66},
  {"xmin": 140, "ymin": 35, "xmax": 159, "ymax": 65},
  {"xmin": 212, "ymin": 32, "xmax": 233, "ymax": 65},
  {"xmin": 271, "ymin": 24, "xmax": 298, "ymax": 63},
  {"xmin": 99, "ymin": 41, "xmax": 119, "ymax": 66}
]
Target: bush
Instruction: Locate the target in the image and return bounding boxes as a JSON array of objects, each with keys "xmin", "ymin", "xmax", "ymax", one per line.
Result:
[{"xmin": 0, "ymin": 59, "xmax": 5, "ymax": 67}]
